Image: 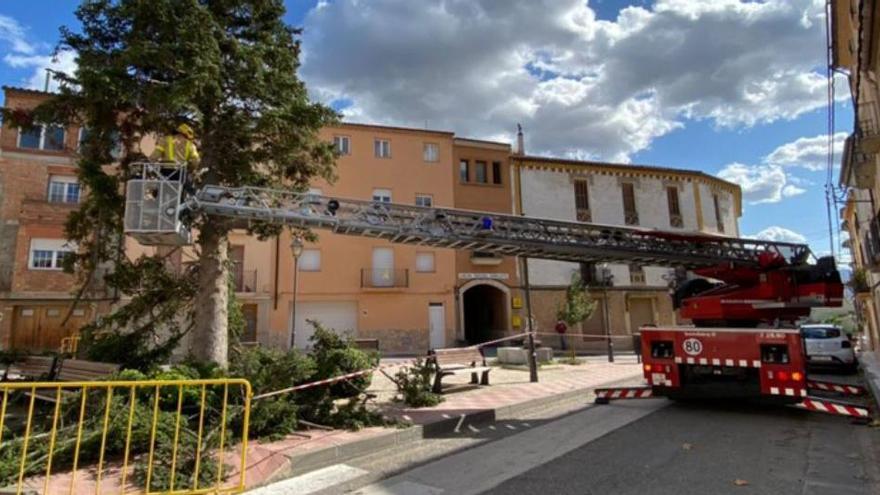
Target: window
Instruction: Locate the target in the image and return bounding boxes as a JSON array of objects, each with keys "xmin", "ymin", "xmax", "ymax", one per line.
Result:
[
  {"xmin": 374, "ymin": 139, "xmax": 391, "ymax": 158},
  {"xmin": 423, "ymin": 143, "xmax": 439, "ymax": 162},
  {"xmin": 459, "ymin": 160, "xmax": 470, "ymax": 182},
  {"xmin": 492, "ymin": 161, "xmax": 502, "ymax": 185},
  {"xmin": 372, "ymin": 188, "xmax": 392, "ymax": 203},
  {"xmin": 622, "ymin": 182, "xmax": 638, "ymax": 225},
  {"xmin": 666, "ymin": 186, "xmax": 682, "ymax": 228},
  {"xmin": 18, "ymin": 124, "xmax": 65, "ymax": 151},
  {"xmin": 713, "ymin": 194, "xmax": 725, "ymax": 233},
  {"xmin": 416, "ymin": 252, "xmax": 435, "ymax": 272},
  {"xmin": 475, "ymin": 161, "xmax": 488, "ymax": 183},
  {"xmin": 415, "ymin": 194, "xmax": 433, "ymax": 207},
  {"xmin": 574, "ymin": 179, "xmax": 591, "ymax": 222},
  {"xmin": 579, "ymin": 262, "xmax": 596, "ymax": 285},
  {"xmin": 629, "ymin": 264, "xmax": 645, "ymax": 285},
  {"xmin": 802, "ymin": 326, "xmax": 842, "ymax": 339},
  {"xmin": 48, "ymin": 176, "xmax": 81, "ymax": 204},
  {"xmin": 78, "ymin": 128, "xmax": 122, "ymax": 158},
  {"xmin": 29, "ymin": 239, "xmax": 74, "ymax": 270},
  {"xmin": 298, "ymin": 249, "xmax": 321, "ymax": 271},
  {"xmin": 334, "ymin": 135, "xmax": 351, "ymax": 155}
]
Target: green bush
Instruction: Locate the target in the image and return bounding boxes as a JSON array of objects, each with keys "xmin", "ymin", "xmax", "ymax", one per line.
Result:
[
  {"xmin": 229, "ymin": 346, "xmax": 315, "ymax": 439},
  {"xmin": 395, "ymin": 359, "xmax": 444, "ymax": 408}
]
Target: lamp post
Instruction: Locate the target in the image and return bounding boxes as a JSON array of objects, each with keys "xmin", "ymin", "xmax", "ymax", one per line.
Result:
[{"xmin": 289, "ymin": 236, "xmax": 304, "ymax": 349}]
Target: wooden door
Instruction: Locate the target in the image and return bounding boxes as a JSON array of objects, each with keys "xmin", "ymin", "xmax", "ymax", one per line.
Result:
[
  {"xmin": 241, "ymin": 304, "xmax": 258, "ymax": 343},
  {"xmin": 12, "ymin": 307, "xmax": 37, "ymax": 349}
]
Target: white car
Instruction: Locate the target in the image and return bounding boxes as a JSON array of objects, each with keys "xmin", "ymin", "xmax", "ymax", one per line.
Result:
[{"xmin": 800, "ymin": 325, "xmax": 857, "ymax": 372}]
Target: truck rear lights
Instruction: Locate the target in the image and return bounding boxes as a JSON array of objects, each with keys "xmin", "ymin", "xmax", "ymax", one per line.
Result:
[
  {"xmin": 644, "ymin": 364, "xmax": 652, "ymax": 372},
  {"xmin": 791, "ymin": 371, "xmax": 803, "ymax": 381},
  {"xmin": 777, "ymin": 371, "xmax": 789, "ymax": 381}
]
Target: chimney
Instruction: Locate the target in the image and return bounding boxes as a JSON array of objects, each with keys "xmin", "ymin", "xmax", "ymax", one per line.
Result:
[{"xmin": 516, "ymin": 123, "xmax": 524, "ymax": 155}]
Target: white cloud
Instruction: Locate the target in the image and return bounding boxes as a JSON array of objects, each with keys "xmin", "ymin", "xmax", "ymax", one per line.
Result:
[
  {"xmin": 0, "ymin": 14, "xmax": 35, "ymax": 55},
  {"xmin": 3, "ymin": 51, "xmax": 77, "ymax": 92},
  {"xmin": 753, "ymin": 226, "xmax": 808, "ymax": 244},
  {"xmin": 301, "ymin": 0, "xmax": 842, "ymax": 159},
  {"xmin": 765, "ymin": 132, "xmax": 848, "ymax": 171},
  {"xmin": 717, "ymin": 162, "xmax": 805, "ymax": 204}
]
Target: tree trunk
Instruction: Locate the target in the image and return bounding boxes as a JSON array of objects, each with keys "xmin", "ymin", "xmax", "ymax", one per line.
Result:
[{"xmin": 192, "ymin": 225, "xmax": 229, "ymax": 367}]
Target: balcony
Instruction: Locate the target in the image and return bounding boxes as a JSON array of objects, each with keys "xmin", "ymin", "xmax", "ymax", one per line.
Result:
[
  {"xmin": 862, "ymin": 214, "xmax": 880, "ymax": 272},
  {"xmin": 576, "ymin": 208, "xmax": 592, "ymax": 223},
  {"xmin": 361, "ymin": 268, "xmax": 409, "ymax": 288},
  {"xmin": 232, "ymin": 266, "xmax": 258, "ymax": 293},
  {"xmin": 624, "ymin": 211, "xmax": 639, "ymax": 226}
]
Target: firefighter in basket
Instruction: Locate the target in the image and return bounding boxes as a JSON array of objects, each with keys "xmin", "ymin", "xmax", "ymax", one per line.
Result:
[{"xmin": 151, "ymin": 123, "xmax": 200, "ymax": 166}]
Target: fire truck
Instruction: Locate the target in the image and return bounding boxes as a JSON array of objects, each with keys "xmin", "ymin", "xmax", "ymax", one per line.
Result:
[{"xmin": 123, "ymin": 163, "xmax": 868, "ymax": 419}]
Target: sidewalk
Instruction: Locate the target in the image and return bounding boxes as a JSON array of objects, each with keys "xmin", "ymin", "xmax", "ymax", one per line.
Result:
[
  {"xmin": 859, "ymin": 351, "xmax": 880, "ymax": 412},
  {"xmin": 241, "ymin": 356, "xmax": 643, "ymax": 489},
  {"xmin": 20, "ymin": 357, "xmax": 643, "ymax": 493}
]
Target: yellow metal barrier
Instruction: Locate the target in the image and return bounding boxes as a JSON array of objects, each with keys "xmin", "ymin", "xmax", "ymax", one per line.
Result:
[
  {"xmin": 59, "ymin": 335, "xmax": 81, "ymax": 354},
  {"xmin": 0, "ymin": 378, "xmax": 252, "ymax": 495}
]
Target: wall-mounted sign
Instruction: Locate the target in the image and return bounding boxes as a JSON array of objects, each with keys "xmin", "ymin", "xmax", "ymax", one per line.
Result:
[
  {"xmin": 511, "ymin": 314, "xmax": 522, "ymax": 328},
  {"xmin": 458, "ymin": 272, "xmax": 509, "ymax": 280},
  {"xmin": 511, "ymin": 296, "xmax": 523, "ymax": 309}
]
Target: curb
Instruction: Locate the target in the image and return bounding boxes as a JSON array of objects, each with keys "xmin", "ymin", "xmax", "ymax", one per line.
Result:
[
  {"xmin": 257, "ymin": 373, "xmax": 642, "ymax": 487},
  {"xmin": 858, "ymin": 352, "xmax": 880, "ymax": 414}
]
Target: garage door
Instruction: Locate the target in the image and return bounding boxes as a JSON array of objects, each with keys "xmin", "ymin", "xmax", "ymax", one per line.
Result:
[{"xmin": 292, "ymin": 301, "xmax": 358, "ymax": 349}]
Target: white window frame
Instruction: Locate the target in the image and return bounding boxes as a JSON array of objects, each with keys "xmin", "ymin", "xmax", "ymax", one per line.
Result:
[
  {"xmin": 374, "ymin": 139, "xmax": 391, "ymax": 158},
  {"xmin": 415, "ymin": 252, "xmax": 436, "ymax": 273},
  {"xmin": 28, "ymin": 239, "xmax": 75, "ymax": 271},
  {"xmin": 372, "ymin": 188, "xmax": 392, "ymax": 203},
  {"xmin": 334, "ymin": 135, "xmax": 351, "ymax": 155},
  {"xmin": 298, "ymin": 249, "xmax": 322, "ymax": 272},
  {"xmin": 415, "ymin": 194, "xmax": 433, "ymax": 207},
  {"xmin": 48, "ymin": 176, "xmax": 81, "ymax": 204},
  {"xmin": 18, "ymin": 124, "xmax": 65, "ymax": 151},
  {"xmin": 423, "ymin": 143, "xmax": 439, "ymax": 162}
]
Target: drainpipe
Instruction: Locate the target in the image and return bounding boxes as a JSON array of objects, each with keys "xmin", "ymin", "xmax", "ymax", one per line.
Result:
[{"xmin": 273, "ymin": 234, "xmax": 280, "ymax": 310}]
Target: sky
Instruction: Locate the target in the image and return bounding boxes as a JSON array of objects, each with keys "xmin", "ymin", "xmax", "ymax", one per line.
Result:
[{"xmin": 0, "ymin": 0, "xmax": 854, "ymax": 260}]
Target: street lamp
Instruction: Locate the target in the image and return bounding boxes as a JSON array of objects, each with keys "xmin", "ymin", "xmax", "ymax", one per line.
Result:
[{"xmin": 289, "ymin": 236, "xmax": 304, "ymax": 349}]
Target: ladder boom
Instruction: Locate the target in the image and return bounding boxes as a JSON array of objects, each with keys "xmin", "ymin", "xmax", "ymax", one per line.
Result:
[{"xmin": 191, "ymin": 185, "xmax": 809, "ymax": 269}]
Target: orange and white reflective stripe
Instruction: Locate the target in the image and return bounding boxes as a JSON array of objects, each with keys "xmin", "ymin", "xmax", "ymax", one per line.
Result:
[
  {"xmin": 793, "ymin": 398, "xmax": 870, "ymax": 418},
  {"xmin": 806, "ymin": 380, "xmax": 866, "ymax": 396},
  {"xmin": 672, "ymin": 357, "xmax": 762, "ymax": 368}
]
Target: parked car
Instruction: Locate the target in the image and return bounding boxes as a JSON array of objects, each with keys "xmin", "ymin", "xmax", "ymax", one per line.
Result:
[{"xmin": 800, "ymin": 324, "xmax": 857, "ymax": 373}]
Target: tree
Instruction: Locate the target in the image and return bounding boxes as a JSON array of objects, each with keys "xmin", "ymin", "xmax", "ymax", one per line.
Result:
[
  {"xmin": 11, "ymin": 0, "xmax": 337, "ymax": 366},
  {"xmin": 556, "ymin": 272, "xmax": 596, "ymax": 329}
]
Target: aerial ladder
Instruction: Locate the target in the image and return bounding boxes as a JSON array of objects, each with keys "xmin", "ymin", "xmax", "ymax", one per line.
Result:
[{"xmin": 124, "ymin": 163, "xmax": 866, "ymax": 418}]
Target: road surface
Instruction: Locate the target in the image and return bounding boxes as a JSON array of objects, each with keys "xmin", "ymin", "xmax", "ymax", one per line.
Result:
[{"xmin": 353, "ymin": 398, "xmax": 880, "ymax": 495}]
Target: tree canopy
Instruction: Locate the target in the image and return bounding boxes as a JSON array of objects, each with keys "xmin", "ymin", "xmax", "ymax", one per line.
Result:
[{"xmin": 11, "ymin": 0, "xmax": 338, "ymax": 366}]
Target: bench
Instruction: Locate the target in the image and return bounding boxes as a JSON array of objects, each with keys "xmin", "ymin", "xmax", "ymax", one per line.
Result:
[
  {"xmin": 354, "ymin": 339, "xmax": 380, "ymax": 352},
  {"xmin": 55, "ymin": 359, "xmax": 120, "ymax": 382},
  {"xmin": 431, "ymin": 347, "xmax": 491, "ymax": 393},
  {"xmin": 27, "ymin": 359, "xmax": 120, "ymax": 403},
  {"xmin": 2, "ymin": 356, "xmax": 58, "ymax": 381}
]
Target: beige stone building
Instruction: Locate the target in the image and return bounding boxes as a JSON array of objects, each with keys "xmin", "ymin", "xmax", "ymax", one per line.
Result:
[
  {"xmin": 833, "ymin": 0, "xmax": 880, "ymax": 351},
  {"xmin": 511, "ymin": 154, "xmax": 742, "ymax": 351}
]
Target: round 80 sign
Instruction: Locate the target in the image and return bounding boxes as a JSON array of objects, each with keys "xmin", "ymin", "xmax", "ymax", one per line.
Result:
[{"xmin": 682, "ymin": 338, "xmax": 703, "ymax": 356}]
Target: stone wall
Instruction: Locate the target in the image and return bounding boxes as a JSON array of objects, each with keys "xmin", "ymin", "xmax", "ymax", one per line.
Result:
[{"xmin": 356, "ymin": 327, "xmax": 430, "ymax": 355}]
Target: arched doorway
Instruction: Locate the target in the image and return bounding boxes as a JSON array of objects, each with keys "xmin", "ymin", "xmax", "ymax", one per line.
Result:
[{"xmin": 460, "ymin": 281, "xmax": 509, "ymax": 344}]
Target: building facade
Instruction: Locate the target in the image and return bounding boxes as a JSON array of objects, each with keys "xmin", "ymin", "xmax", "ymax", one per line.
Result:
[
  {"xmin": 511, "ymin": 155, "xmax": 742, "ymax": 351},
  {"xmin": 833, "ymin": 0, "xmax": 880, "ymax": 351},
  {"xmin": 0, "ymin": 87, "xmax": 112, "ymax": 350},
  {"xmin": 452, "ymin": 138, "xmax": 523, "ymax": 345}
]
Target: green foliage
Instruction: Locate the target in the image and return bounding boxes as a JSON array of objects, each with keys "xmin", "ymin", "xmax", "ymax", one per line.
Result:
[
  {"xmin": 395, "ymin": 359, "xmax": 444, "ymax": 408},
  {"xmin": 229, "ymin": 346, "xmax": 315, "ymax": 439},
  {"xmin": 556, "ymin": 273, "xmax": 597, "ymax": 327},
  {"xmin": 227, "ymin": 272, "xmax": 246, "ymax": 358},
  {"xmin": 2, "ymin": 0, "xmax": 339, "ymax": 366},
  {"xmin": 850, "ymin": 267, "xmax": 870, "ymax": 293}
]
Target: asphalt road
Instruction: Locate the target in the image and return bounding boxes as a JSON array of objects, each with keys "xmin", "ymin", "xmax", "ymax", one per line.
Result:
[
  {"xmin": 482, "ymin": 399, "xmax": 880, "ymax": 495},
  {"xmin": 350, "ymin": 396, "xmax": 880, "ymax": 495}
]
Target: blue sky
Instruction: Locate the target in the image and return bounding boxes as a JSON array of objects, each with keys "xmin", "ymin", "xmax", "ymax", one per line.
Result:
[{"xmin": 0, "ymin": 1, "xmax": 852, "ymax": 259}]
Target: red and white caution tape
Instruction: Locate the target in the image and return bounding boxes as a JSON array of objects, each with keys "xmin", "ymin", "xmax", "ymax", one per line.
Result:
[
  {"xmin": 594, "ymin": 386, "xmax": 654, "ymax": 400},
  {"xmin": 472, "ymin": 332, "xmax": 534, "ymax": 349},
  {"xmin": 253, "ymin": 367, "xmax": 379, "ymax": 401},
  {"xmin": 806, "ymin": 380, "xmax": 866, "ymax": 396},
  {"xmin": 532, "ymin": 331, "xmax": 634, "ymax": 340},
  {"xmin": 792, "ymin": 398, "xmax": 870, "ymax": 418}
]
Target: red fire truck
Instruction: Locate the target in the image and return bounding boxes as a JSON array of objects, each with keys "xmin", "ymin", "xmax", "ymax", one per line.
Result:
[{"xmin": 123, "ymin": 164, "xmax": 870, "ymax": 419}]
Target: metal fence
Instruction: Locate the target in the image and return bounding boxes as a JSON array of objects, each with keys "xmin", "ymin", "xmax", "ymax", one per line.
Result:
[{"xmin": 0, "ymin": 378, "xmax": 251, "ymax": 494}]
